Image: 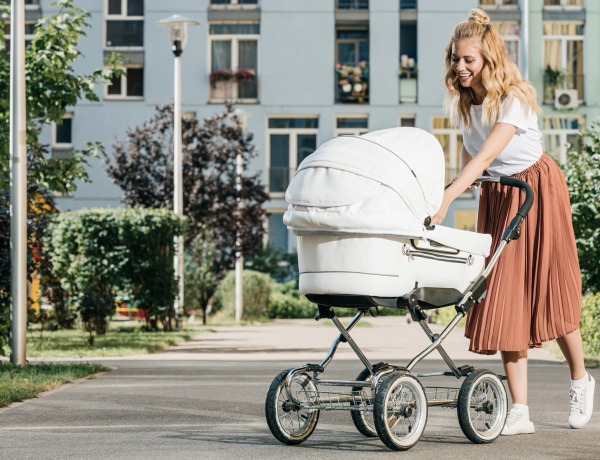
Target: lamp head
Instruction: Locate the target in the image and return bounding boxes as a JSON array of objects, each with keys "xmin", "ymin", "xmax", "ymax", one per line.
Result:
[{"xmin": 156, "ymin": 14, "xmax": 199, "ymax": 57}]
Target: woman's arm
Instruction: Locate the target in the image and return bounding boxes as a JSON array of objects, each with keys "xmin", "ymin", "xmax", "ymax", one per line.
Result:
[{"xmin": 431, "ymin": 122, "xmax": 517, "ymax": 225}]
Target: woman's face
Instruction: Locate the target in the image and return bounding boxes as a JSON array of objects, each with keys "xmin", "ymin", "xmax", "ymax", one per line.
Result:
[{"xmin": 451, "ymin": 37, "xmax": 485, "ymax": 97}]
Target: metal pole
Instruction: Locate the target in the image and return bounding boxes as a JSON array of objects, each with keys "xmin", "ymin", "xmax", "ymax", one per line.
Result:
[
  {"xmin": 9, "ymin": 0, "xmax": 27, "ymax": 366},
  {"xmin": 173, "ymin": 51, "xmax": 184, "ymax": 329},
  {"xmin": 234, "ymin": 151, "xmax": 243, "ymax": 323}
]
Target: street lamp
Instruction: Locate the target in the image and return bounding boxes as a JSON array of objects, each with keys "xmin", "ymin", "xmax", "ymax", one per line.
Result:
[{"xmin": 157, "ymin": 14, "xmax": 199, "ymax": 328}]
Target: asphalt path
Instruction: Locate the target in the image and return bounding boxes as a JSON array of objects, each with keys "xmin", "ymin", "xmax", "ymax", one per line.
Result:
[{"xmin": 0, "ymin": 317, "xmax": 598, "ymax": 459}]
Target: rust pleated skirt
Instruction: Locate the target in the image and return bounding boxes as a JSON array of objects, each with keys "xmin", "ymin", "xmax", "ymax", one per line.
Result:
[{"xmin": 465, "ymin": 154, "xmax": 582, "ymax": 355}]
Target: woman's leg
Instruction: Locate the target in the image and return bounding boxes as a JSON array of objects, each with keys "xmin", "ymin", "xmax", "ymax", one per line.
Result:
[
  {"xmin": 556, "ymin": 329, "xmax": 586, "ymax": 380},
  {"xmin": 501, "ymin": 350, "xmax": 529, "ymax": 405}
]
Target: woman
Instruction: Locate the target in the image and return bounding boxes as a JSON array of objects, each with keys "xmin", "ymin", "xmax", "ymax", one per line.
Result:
[{"xmin": 431, "ymin": 8, "xmax": 594, "ymax": 435}]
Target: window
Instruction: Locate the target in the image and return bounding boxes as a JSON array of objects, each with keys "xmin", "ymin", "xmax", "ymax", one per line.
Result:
[
  {"xmin": 492, "ymin": 21, "xmax": 520, "ymax": 67},
  {"xmin": 399, "ymin": 22, "xmax": 417, "ymax": 103},
  {"xmin": 335, "ymin": 29, "xmax": 369, "ymax": 104},
  {"xmin": 335, "ymin": 115, "xmax": 368, "ymax": 137},
  {"xmin": 209, "ymin": 23, "xmax": 259, "ymax": 102},
  {"xmin": 431, "ymin": 116, "xmax": 463, "ymax": 184},
  {"xmin": 542, "ymin": 115, "xmax": 584, "ymax": 164},
  {"xmin": 544, "ymin": 0, "xmax": 583, "ymax": 6},
  {"xmin": 479, "ymin": 0, "xmax": 518, "ymax": 6},
  {"xmin": 105, "ymin": 66, "xmax": 144, "ymax": 99},
  {"xmin": 399, "ymin": 115, "xmax": 416, "ymax": 127},
  {"xmin": 105, "ymin": 0, "xmax": 144, "ymax": 48},
  {"xmin": 337, "ymin": 0, "xmax": 369, "ymax": 9},
  {"xmin": 267, "ymin": 117, "xmax": 319, "ymax": 195},
  {"xmin": 400, "ymin": 0, "xmax": 417, "ymax": 9},
  {"xmin": 210, "ymin": 0, "xmax": 258, "ymax": 5},
  {"xmin": 52, "ymin": 113, "xmax": 73, "ymax": 149},
  {"xmin": 543, "ymin": 22, "xmax": 584, "ymax": 102},
  {"xmin": 3, "ymin": 21, "xmax": 36, "ymax": 47}
]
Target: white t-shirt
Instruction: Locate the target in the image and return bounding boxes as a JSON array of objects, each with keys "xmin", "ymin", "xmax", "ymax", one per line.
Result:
[{"xmin": 462, "ymin": 97, "xmax": 543, "ymax": 177}]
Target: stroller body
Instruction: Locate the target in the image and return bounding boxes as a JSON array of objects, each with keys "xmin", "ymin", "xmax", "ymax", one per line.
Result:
[{"xmin": 265, "ymin": 128, "xmax": 533, "ymax": 451}]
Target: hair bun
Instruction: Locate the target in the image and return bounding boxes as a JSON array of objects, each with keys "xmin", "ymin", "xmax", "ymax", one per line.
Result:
[{"xmin": 469, "ymin": 8, "xmax": 490, "ymax": 26}]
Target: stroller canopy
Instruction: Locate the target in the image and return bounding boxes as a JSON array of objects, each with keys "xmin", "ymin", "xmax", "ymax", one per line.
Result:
[{"xmin": 284, "ymin": 127, "xmax": 445, "ymax": 238}]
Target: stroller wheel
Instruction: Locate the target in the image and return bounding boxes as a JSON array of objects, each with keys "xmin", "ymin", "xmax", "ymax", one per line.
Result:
[
  {"xmin": 373, "ymin": 371, "xmax": 428, "ymax": 451},
  {"xmin": 265, "ymin": 369, "xmax": 320, "ymax": 445},
  {"xmin": 350, "ymin": 368, "xmax": 377, "ymax": 437},
  {"xmin": 457, "ymin": 369, "xmax": 508, "ymax": 443}
]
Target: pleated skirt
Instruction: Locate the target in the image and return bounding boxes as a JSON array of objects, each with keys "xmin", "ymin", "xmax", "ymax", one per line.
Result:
[{"xmin": 465, "ymin": 154, "xmax": 582, "ymax": 355}]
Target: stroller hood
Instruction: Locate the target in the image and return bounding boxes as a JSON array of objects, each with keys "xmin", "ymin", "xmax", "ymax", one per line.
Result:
[{"xmin": 284, "ymin": 127, "xmax": 445, "ymax": 238}]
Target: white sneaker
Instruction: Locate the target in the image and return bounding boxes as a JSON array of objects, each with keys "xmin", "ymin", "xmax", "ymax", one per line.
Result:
[
  {"xmin": 568, "ymin": 374, "xmax": 595, "ymax": 429},
  {"xmin": 501, "ymin": 407, "xmax": 535, "ymax": 436}
]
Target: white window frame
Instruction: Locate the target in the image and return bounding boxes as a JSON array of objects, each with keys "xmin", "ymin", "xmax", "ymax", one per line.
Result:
[
  {"xmin": 479, "ymin": 0, "xmax": 518, "ymax": 8},
  {"xmin": 542, "ymin": 115, "xmax": 585, "ymax": 165},
  {"xmin": 266, "ymin": 116, "xmax": 319, "ymax": 197},
  {"xmin": 398, "ymin": 114, "xmax": 416, "ymax": 128},
  {"xmin": 492, "ymin": 20, "xmax": 520, "ymax": 68},
  {"xmin": 431, "ymin": 115, "xmax": 463, "ymax": 184},
  {"xmin": 543, "ymin": 23, "xmax": 584, "ymax": 101},
  {"xmin": 208, "ymin": 23, "xmax": 259, "ymax": 103},
  {"xmin": 104, "ymin": 0, "xmax": 144, "ymax": 50},
  {"xmin": 104, "ymin": 65, "xmax": 144, "ymax": 100},
  {"xmin": 543, "ymin": 0, "xmax": 583, "ymax": 9},
  {"xmin": 52, "ymin": 112, "xmax": 74, "ymax": 149},
  {"xmin": 334, "ymin": 114, "xmax": 368, "ymax": 137},
  {"xmin": 209, "ymin": 0, "xmax": 259, "ymax": 9}
]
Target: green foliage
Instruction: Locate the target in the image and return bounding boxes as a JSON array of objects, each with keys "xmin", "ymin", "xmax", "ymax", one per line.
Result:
[
  {"xmin": 245, "ymin": 243, "xmax": 299, "ymax": 283},
  {"xmin": 184, "ymin": 229, "xmax": 220, "ymax": 324},
  {"xmin": 0, "ymin": 361, "xmax": 107, "ymax": 408},
  {"xmin": 212, "ymin": 270, "xmax": 272, "ymax": 321},
  {"xmin": 563, "ymin": 119, "xmax": 600, "ymax": 293},
  {"xmin": 43, "ymin": 208, "xmax": 184, "ymax": 344},
  {"xmin": 581, "ymin": 293, "xmax": 600, "ymax": 358},
  {"xmin": 265, "ymin": 281, "xmax": 316, "ymax": 319},
  {"xmin": 0, "ymin": 0, "xmax": 123, "ymax": 191}
]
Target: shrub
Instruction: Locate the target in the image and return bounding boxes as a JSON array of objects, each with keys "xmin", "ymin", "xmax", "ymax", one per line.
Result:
[
  {"xmin": 266, "ymin": 281, "xmax": 316, "ymax": 319},
  {"xmin": 581, "ymin": 293, "xmax": 600, "ymax": 358},
  {"xmin": 212, "ymin": 270, "xmax": 272, "ymax": 321}
]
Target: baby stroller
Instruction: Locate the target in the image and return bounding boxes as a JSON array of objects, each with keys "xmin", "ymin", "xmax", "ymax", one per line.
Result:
[{"xmin": 264, "ymin": 127, "xmax": 533, "ymax": 451}]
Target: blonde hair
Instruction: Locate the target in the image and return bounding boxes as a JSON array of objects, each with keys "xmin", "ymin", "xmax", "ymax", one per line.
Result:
[{"xmin": 444, "ymin": 8, "xmax": 540, "ymax": 130}]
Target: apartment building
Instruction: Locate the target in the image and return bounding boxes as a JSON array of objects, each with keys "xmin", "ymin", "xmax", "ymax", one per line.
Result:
[{"xmin": 17, "ymin": 0, "xmax": 600, "ymax": 251}]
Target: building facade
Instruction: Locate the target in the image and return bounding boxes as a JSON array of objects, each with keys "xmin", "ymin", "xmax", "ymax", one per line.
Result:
[{"xmin": 20, "ymin": 0, "xmax": 600, "ymax": 251}]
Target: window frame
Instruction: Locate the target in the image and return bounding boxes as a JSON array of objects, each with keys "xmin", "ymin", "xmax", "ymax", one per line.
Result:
[
  {"xmin": 543, "ymin": 0, "xmax": 584, "ymax": 9},
  {"xmin": 104, "ymin": 65, "xmax": 144, "ymax": 100},
  {"xmin": 431, "ymin": 115, "xmax": 463, "ymax": 184},
  {"xmin": 543, "ymin": 22, "xmax": 584, "ymax": 102},
  {"xmin": 208, "ymin": 22, "xmax": 259, "ymax": 103},
  {"xmin": 104, "ymin": 0, "xmax": 144, "ymax": 50},
  {"xmin": 51, "ymin": 112, "xmax": 74, "ymax": 150},
  {"xmin": 542, "ymin": 115, "xmax": 585, "ymax": 165},
  {"xmin": 334, "ymin": 114, "xmax": 369, "ymax": 137},
  {"xmin": 266, "ymin": 116, "xmax": 319, "ymax": 197}
]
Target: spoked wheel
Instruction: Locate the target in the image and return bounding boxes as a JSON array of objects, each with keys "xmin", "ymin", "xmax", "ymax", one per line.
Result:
[
  {"xmin": 373, "ymin": 371, "xmax": 428, "ymax": 451},
  {"xmin": 265, "ymin": 369, "xmax": 320, "ymax": 445},
  {"xmin": 350, "ymin": 368, "xmax": 377, "ymax": 437},
  {"xmin": 457, "ymin": 369, "xmax": 508, "ymax": 443}
]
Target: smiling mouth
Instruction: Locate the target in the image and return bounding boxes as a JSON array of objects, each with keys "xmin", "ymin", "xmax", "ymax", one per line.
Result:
[{"xmin": 458, "ymin": 73, "xmax": 472, "ymax": 81}]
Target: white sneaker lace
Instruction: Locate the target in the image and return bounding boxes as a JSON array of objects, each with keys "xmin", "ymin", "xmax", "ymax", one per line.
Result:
[
  {"xmin": 505, "ymin": 409, "xmax": 523, "ymax": 426},
  {"xmin": 569, "ymin": 386, "xmax": 585, "ymax": 415}
]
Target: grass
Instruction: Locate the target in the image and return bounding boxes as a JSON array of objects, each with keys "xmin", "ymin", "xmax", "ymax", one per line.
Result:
[
  {"xmin": 0, "ymin": 361, "xmax": 107, "ymax": 408},
  {"xmin": 0, "ymin": 317, "xmax": 214, "ymax": 407}
]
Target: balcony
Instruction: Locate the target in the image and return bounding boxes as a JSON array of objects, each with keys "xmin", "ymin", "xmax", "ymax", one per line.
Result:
[
  {"xmin": 209, "ymin": 68, "xmax": 258, "ymax": 103},
  {"xmin": 335, "ymin": 62, "xmax": 369, "ymax": 104}
]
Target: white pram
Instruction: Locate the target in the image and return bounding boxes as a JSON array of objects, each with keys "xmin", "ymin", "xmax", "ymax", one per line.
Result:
[{"xmin": 265, "ymin": 128, "xmax": 534, "ymax": 451}]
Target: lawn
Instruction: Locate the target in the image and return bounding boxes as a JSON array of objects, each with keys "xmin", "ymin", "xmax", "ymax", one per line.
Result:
[{"xmin": 0, "ymin": 317, "xmax": 212, "ymax": 408}]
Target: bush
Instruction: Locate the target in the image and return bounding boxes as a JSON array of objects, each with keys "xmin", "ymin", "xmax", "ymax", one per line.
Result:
[
  {"xmin": 581, "ymin": 293, "xmax": 600, "ymax": 358},
  {"xmin": 212, "ymin": 270, "xmax": 272, "ymax": 321},
  {"xmin": 266, "ymin": 281, "xmax": 316, "ymax": 319}
]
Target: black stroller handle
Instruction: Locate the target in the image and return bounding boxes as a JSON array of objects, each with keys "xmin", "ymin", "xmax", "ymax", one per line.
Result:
[{"xmin": 475, "ymin": 176, "xmax": 534, "ymax": 243}]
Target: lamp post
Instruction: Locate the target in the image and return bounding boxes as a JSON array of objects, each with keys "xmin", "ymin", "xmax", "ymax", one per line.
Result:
[
  {"xmin": 233, "ymin": 109, "xmax": 248, "ymax": 323},
  {"xmin": 157, "ymin": 14, "xmax": 199, "ymax": 328}
]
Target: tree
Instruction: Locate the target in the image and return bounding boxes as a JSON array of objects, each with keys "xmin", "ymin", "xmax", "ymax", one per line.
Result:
[
  {"xmin": 562, "ymin": 119, "xmax": 600, "ymax": 294},
  {"xmin": 0, "ymin": 0, "xmax": 122, "ymax": 352},
  {"xmin": 106, "ymin": 103, "xmax": 268, "ymax": 320}
]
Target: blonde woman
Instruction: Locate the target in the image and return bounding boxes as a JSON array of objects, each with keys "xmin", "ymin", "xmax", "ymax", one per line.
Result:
[{"xmin": 431, "ymin": 8, "xmax": 594, "ymax": 435}]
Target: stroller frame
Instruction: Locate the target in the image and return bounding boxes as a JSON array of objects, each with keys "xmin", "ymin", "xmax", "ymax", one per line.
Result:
[{"xmin": 265, "ymin": 176, "xmax": 534, "ymax": 451}]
